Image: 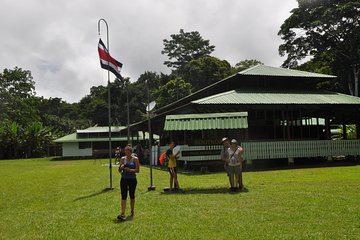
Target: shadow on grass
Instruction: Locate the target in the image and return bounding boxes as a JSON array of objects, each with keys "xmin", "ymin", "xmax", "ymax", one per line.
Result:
[
  {"xmin": 161, "ymin": 187, "xmax": 249, "ymax": 195},
  {"xmin": 144, "ymin": 165, "xmax": 220, "ymax": 176},
  {"xmin": 73, "ymin": 188, "xmax": 113, "ymax": 201}
]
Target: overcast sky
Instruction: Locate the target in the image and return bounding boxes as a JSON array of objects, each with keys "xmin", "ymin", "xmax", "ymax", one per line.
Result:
[{"xmin": 0, "ymin": 0, "xmax": 298, "ymax": 103}]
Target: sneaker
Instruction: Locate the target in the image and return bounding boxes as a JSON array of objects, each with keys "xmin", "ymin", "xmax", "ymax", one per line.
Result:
[
  {"xmin": 130, "ymin": 211, "xmax": 134, "ymax": 217},
  {"xmin": 117, "ymin": 214, "xmax": 126, "ymax": 221}
]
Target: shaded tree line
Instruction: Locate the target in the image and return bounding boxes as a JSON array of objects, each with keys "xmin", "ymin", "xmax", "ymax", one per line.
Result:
[{"xmin": 0, "ymin": 67, "xmax": 90, "ymax": 158}]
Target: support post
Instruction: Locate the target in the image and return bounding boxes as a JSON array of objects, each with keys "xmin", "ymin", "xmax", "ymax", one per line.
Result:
[
  {"xmin": 325, "ymin": 115, "xmax": 331, "ymax": 140},
  {"xmin": 98, "ymin": 18, "xmax": 113, "ymax": 190},
  {"xmin": 147, "ymin": 80, "xmax": 155, "ymax": 191}
]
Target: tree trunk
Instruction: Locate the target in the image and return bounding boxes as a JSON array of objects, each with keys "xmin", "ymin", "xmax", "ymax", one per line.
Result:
[
  {"xmin": 348, "ymin": 69, "xmax": 354, "ymax": 96},
  {"xmin": 353, "ymin": 65, "xmax": 359, "ymax": 97}
]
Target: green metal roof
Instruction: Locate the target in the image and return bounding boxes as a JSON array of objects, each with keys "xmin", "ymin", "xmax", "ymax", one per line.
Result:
[
  {"xmin": 76, "ymin": 126, "xmax": 126, "ymax": 133},
  {"xmin": 54, "ymin": 133, "xmax": 129, "ymax": 143},
  {"xmin": 239, "ymin": 65, "xmax": 336, "ymax": 78},
  {"xmin": 192, "ymin": 89, "xmax": 360, "ymax": 105},
  {"xmin": 164, "ymin": 112, "xmax": 248, "ymax": 131},
  {"xmin": 54, "ymin": 128, "xmax": 159, "ymax": 143}
]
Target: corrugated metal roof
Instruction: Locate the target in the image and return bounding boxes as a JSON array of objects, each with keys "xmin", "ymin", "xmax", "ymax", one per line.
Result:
[
  {"xmin": 76, "ymin": 126, "xmax": 126, "ymax": 133},
  {"xmin": 239, "ymin": 65, "xmax": 336, "ymax": 78},
  {"xmin": 55, "ymin": 131, "xmax": 159, "ymax": 143},
  {"xmin": 192, "ymin": 89, "xmax": 360, "ymax": 105},
  {"xmin": 164, "ymin": 112, "xmax": 248, "ymax": 131},
  {"xmin": 54, "ymin": 133, "xmax": 129, "ymax": 143}
]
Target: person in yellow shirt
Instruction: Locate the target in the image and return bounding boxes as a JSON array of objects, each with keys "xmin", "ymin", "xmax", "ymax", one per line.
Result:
[{"xmin": 166, "ymin": 141, "xmax": 180, "ymax": 191}]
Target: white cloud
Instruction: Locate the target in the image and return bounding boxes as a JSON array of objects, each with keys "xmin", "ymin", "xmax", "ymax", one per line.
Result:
[{"xmin": 0, "ymin": 0, "xmax": 297, "ymax": 103}]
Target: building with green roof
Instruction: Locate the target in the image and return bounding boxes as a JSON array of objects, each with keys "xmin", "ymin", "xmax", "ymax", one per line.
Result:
[
  {"xmin": 54, "ymin": 126, "xmax": 157, "ymax": 158},
  {"xmin": 125, "ymin": 64, "xmax": 360, "ymax": 169}
]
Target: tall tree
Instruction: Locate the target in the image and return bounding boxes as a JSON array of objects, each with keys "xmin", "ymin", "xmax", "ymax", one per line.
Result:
[
  {"xmin": 78, "ymin": 85, "xmax": 108, "ymax": 125},
  {"xmin": 162, "ymin": 29, "xmax": 215, "ymax": 70},
  {"xmin": 278, "ymin": 0, "xmax": 360, "ymax": 96},
  {"xmin": 0, "ymin": 67, "xmax": 39, "ymax": 125},
  {"xmin": 179, "ymin": 56, "xmax": 232, "ymax": 92},
  {"xmin": 153, "ymin": 77, "xmax": 192, "ymax": 108},
  {"xmin": 296, "ymin": 58, "xmax": 345, "ymax": 92}
]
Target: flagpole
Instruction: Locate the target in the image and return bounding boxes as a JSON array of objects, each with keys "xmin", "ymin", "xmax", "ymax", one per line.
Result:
[
  {"xmin": 98, "ymin": 18, "xmax": 113, "ymax": 190},
  {"xmin": 147, "ymin": 79, "xmax": 155, "ymax": 191}
]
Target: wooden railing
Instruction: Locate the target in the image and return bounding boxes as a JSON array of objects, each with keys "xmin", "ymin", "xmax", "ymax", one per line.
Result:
[
  {"xmin": 242, "ymin": 140, "xmax": 360, "ymax": 160},
  {"xmin": 160, "ymin": 140, "xmax": 360, "ymax": 162}
]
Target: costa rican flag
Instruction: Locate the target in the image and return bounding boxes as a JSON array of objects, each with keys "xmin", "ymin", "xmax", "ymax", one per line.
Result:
[{"xmin": 98, "ymin": 38, "xmax": 123, "ymax": 79}]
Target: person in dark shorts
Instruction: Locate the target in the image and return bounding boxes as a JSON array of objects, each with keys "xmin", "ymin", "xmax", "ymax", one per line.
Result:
[
  {"xmin": 166, "ymin": 141, "xmax": 180, "ymax": 191},
  {"xmin": 118, "ymin": 145, "xmax": 140, "ymax": 221}
]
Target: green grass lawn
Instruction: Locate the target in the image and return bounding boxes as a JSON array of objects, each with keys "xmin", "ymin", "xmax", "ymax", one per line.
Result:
[{"xmin": 1, "ymin": 158, "xmax": 360, "ymax": 240}]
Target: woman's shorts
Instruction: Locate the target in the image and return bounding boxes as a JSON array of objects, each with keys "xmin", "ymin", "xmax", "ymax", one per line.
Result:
[{"xmin": 227, "ymin": 165, "xmax": 242, "ymax": 175}]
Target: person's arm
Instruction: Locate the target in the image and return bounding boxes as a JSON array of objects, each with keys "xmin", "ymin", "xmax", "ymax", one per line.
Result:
[
  {"xmin": 237, "ymin": 147, "xmax": 244, "ymax": 162},
  {"xmin": 239, "ymin": 146, "xmax": 244, "ymax": 154},
  {"xmin": 134, "ymin": 158, "xmax": 140, "ymax": 173},
  {"xmin": 166, "ymin": 149, "xmax": 172, "ymax": 161},
  {"xmin": 118, "ymin": 157, "xmax": 125, "ymax": 173}
]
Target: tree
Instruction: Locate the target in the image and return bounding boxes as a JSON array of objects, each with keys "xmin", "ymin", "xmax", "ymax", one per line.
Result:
[
  {"xmin": 0, "ymin": 121, "xmax": 22, "ymax": 158},
  {"xmin": 296, "ymin": 58, "xmax": 346, "ymax": 92},
  {"xmin": 233, "ymin": 59, "xmax": 263, "ymax": 73},
  {"xmin": 78, "ymin": 85, "xmax": 108, "ymax": 125},
  {"xmin": 128, "ymin": 72, "xmax": 162, "ymax": 123},
  {"xmin": 162, "ymin": 29, "xmax": 215, "ymax": 69},
  {"xmin": 278, "ymin": 0, "xmax": 360, "ymax": 96},
  {"xmin": 179, "ymin": 56, "xmax": 232, "ymax": 92},
  {"xmin": 153, "ymin": 77, "xmax": 192, "ymax": 108},
  {"xmin": 0, "ymin": 67, "xmax": 39, "ymax": 125},
  {"xmin": 23, "ymin": 121, "xmax": 51, "ymax": 158}
]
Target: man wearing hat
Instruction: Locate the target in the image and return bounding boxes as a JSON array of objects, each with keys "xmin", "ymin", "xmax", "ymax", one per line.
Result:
[
  {"xmin": 220, "ymin": 137, "xmax": 232, "ymax": 188},
  {"xmin": 227, "ymin": 139, "xmax": 244, "ymax": 191}
]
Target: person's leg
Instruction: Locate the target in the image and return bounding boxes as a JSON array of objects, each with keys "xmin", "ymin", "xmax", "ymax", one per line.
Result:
[
  {"xmin": 226, "ymin": 165, "xmax": 232, "ymax": 188},
  {"xmin": 234, "ymin": 166, "xmax": 242, "ymax": 190},
  {"xmin": 173, "ymin": 168, "xmax": 179, "ymax": 189},
  {"xmin": 173, "ymin": 173, "xmax": 179, "ymax": 189},
  {"xmin": 169, "ymin": 168, "xmax": 174, "ymax": 189},
  {"xmin": 121, "ymin": 199, "xmax": 126, "ymax": 216},
  {"xmin": 238, "ymin": 170, "xmax": 243, "ymax": 190},
  {"xmin": 129, "ymin": 179, "xmax": 137, "ymax": 216},
  {"xmin": 235, "ymin": 175, "xmax": 239, "ymax": 188},
  {"xmin": 228, "ymin": 175, "xmax": 232, "ymax": 188},
  {"xmin": 229, "ymin": 174, "xmax": 235, "ymax": 189},
  {"xmin": 130, "ymin": 199, "xmax": 135, "ymax": 215},
  {"xmin": 120, "ymin": 179, "xmax": 128, "ymax": 218},
  {"xmin": 228, "ymin": 166, "xmax": 235, "ymax": 189}
]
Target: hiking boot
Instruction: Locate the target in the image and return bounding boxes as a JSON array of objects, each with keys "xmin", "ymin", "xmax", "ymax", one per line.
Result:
[{"xmin": 117, "ymin": 214, "xmax": 126, "ymax": 221}]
